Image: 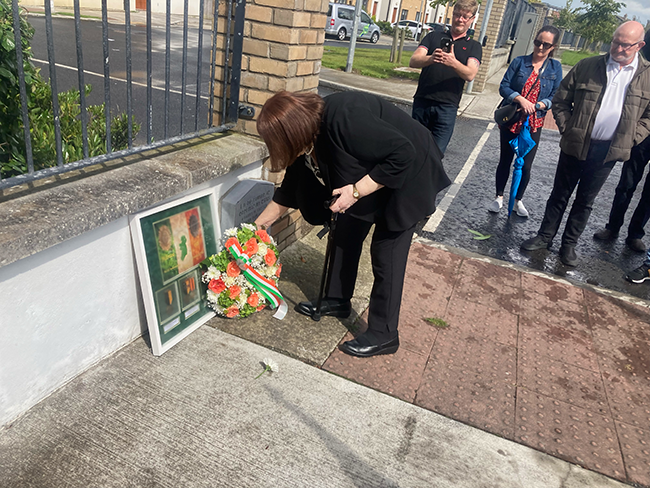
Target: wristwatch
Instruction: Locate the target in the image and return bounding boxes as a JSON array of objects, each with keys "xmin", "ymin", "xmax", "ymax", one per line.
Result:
[{"xmin": 352, "ymin": 183, "xmax": 360, "ymax": 199}]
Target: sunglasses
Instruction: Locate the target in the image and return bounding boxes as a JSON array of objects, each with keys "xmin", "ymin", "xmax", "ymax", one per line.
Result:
[
  {"xmin": 533, "ymin": 39, "xmax": 554, "ymax": 50},
  {"xmin": 611, "ymin": 40, "xmax": 642, "ymax": 51}
]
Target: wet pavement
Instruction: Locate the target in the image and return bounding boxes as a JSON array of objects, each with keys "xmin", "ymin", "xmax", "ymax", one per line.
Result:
[{"xmin": 322, "ymin": 242, "xmax": 650, "ymax": 487}]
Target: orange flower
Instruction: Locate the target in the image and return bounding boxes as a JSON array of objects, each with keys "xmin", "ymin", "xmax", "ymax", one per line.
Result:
[
  {"xmin": 255, "ymin": 229, "xmax": 271, "ymax": 243},
  {"xmin": 226, "ymin": 306, "xmax": 239, "ymax": 318},
  {"xmin": 229, "ymin": 285, "xmax": 241, "ymax": 299},
  {"xmin": 224, "ymin": 237, "xmax": 239, "ymax": 250},
  {"xmin": 226, "ymin": 261, "xmax": 240, "ymax": 277},
  {"xmin": 256, "ymin": 305, "xmax": 266, "ymax": 311},
  {"xmin": 265, "ymin": 248, "xmax": 277, "ymax": 266},
  {"xmin": 208, "ymin": 278, "xmax": 226, "ymax": 294},
  {"xmin": 275, "ymin": 263, "xmax": 282, "ymax": 277},
  {"xmin": 247, "ymin": 293, "xmax": 259, "ymax": 307},
  {"xmin": 244, "ymin": 238, "xmax": 258, "ymax": 257}
]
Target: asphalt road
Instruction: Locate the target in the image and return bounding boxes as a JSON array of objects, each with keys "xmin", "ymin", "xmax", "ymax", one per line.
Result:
[
  {"xmin": 325, "ymin": 35, "xmax": 419, "ymax": 51},
  {"xmin": 28, "ymin": 15, "xmax": 215, "ymax": 145}
]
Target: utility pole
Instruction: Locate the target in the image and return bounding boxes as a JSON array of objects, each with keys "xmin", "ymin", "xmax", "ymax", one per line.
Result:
[
  {"xmin": 465, "ymin": 0, "xmax": 492, "ymax": 94},
  {"xmin": 345, "ymin": 0, "xmax": 365, "ymax": 73},
  {"xmin": 415, "ymin": 0, "xmax": 426, "ymax": 42},
  {"xmin": 389, "ymin": 0, "xmax": 404, "ymax": 62}
]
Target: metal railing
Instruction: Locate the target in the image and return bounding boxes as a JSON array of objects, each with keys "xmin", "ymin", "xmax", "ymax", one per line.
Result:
[{"xmin": 1, "ymin": 0, "xmax": 246, "ymax": 190}]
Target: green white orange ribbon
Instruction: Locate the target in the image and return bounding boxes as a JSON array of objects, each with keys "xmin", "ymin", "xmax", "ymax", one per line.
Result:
[{"xmin": 227, "ymin": 241, "xmax": 287, "ymax": 320}]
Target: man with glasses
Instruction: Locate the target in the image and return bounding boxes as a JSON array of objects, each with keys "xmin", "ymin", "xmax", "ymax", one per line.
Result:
[
  {"xmin": 593, "ymin": 30, "xmax": 650, "ymax": 254},
  {"xmin": 409, "ymin": 0, "xmax": 481, "ymax": 155},
  {"xmin": 521, "ymin": 21, "xmax": 650, "ymax": 267}
]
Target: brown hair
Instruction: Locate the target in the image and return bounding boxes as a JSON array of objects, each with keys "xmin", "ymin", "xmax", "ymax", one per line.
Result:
[
  {"xmin": 536, "ymin": 25, "xmax": 561, "ymax": 58},
  {"xmin": 453, "ymin": 0, "xmax": 478, "ymax": 16},
  {"xmin": 257, "ymin": 91, "xmax": 325, "ymax": 172}
]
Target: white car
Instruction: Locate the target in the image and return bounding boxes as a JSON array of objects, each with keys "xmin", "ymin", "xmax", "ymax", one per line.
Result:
[{"xmin": 390, "ymin": 20, "xmax": 431, "ymax": 38}]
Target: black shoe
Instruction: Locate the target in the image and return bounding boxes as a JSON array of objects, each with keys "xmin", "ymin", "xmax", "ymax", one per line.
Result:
[
  {"xmin": 593, "ymin": 228, "xmax": 618, "ymax": 241},
  {"xmin": 626, "ymin": 263, "xmax": 650, "ymax": 283},
  {"xmin": 521, "ymin": 235, "xmax": 551, "ymax": 251},
  {"xmin": 559, "ymin": 245, "xmax": 578, "ymax": 267},
  {"xmin": 626, "ymin": 238, "xmax": 647, "ymax": 253},
  {"xmin": 339, "ymin": 332, "xmax": 399, "ymax": 358},
  {"xmin": 296, "ymin": 298, "xmax": 351, "ymax": 320}
]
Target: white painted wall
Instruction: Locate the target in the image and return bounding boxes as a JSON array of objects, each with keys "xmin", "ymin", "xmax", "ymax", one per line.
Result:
[{"xmin": 0, "ymin": 162, "xmax": 263, "ymax": 427}]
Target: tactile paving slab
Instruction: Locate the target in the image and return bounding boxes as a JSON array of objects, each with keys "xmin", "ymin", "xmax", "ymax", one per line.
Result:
[
  {"xmin": 521, "ymin": 273, "xmax": 585, "ymax": 304},
  {"xmin": 443, "ymin": 297, "xmax": 518, "ymax": 346},
  {"xmin": 515, "ymin": 388, "xmax": 625, "ymax": 481},
  {"xmin": 415, "ymin": 360, "xmax": 516, "ymax": 440},
  {"xmin": 520, "ymin": 290, "xmax": 590, "ymax": 330},
  {"xmin": 518, "ymin": 355, "xmax": 609, "ymax": 415},
  {"xmin": 616, "ymin": 421, "xmax": 650, "ymax": 487},
  {"xmin": 519, "ymin": 317, "xmax": 599, "ymax": 371}
]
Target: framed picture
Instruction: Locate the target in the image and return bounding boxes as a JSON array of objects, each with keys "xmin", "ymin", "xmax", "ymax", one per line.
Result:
[{"xmin": 130, "ymin": 189, "xmax": 219, "ymax": 355}]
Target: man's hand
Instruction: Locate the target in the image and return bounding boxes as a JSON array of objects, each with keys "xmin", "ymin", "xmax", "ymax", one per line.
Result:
[{"xmin": 432, "ymin": 47, "xmax": 458, "ymax": 68}]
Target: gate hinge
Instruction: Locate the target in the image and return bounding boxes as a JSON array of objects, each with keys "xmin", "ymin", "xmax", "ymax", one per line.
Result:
[{"xmin": 238, "ymin": 104, "xmax": 255, "ymax": 120}]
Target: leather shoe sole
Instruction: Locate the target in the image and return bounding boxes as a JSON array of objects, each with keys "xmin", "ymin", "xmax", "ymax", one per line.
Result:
[
  {"xmin": 339, "ymin": 336, "xmax": 399, "ymax": 357},
  {"xmin": 296, "ymin": 298, "xmax": 351, "ymax": 319}
]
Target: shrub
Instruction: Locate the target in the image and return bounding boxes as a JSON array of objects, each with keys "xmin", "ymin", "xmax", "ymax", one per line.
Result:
[
  {"xmin": 376, "ymin": 20, "xmax": 393, "ymax": 36},
  {"xmin": 0, "ymin": 0, "xmax": 141, "ymax": 179}
]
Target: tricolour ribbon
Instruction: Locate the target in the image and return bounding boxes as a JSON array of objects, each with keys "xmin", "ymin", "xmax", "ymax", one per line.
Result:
[{"xmin": 227, "ymin": 241, "xmax": 287, "ymax": 320}]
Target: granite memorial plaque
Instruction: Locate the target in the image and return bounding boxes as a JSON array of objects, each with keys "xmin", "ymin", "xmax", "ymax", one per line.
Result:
[{"xmin": 220, "ymin": 180, "xmax": 274, "ymax": 229}]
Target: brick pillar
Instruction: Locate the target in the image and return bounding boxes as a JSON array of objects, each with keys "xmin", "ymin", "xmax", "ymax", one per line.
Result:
[
  {"xmin": 471, "ymin": 0, "xmax": 507, "ymax": 92},
  {"xmin": 213, "ymin": 0, "xmax": 329, "ymax": 250}
]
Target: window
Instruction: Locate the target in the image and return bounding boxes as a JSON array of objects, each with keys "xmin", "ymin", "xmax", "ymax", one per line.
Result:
[
  {"xmin": 339, "ymin": 8, "xmax": 353, "ymax": 20},
  {"xmin": 401, "ymin": 9, "xmax": 408, "ymax": 20},
  {"xmin": 361, "ymin": 12, "xmax": 371, "ymax": 23},
  {"xmin": 415, "ymin": 12, "xmax": 420, "ymax": 22}
]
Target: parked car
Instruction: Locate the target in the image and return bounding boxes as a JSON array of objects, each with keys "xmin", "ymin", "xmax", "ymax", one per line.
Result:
[
  {"xmin": 425, "ymin": 22, "xmax": 448, "ymax": 33},
  {"xmin": 325, "ymin": 3, "xmax": 381, "ymax": 43},
  {"xmin": 390, "ymin": 20, "xmax": 432, "ymax": 38}
]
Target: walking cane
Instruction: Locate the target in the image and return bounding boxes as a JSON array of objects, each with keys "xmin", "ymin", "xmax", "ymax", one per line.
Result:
[{"xmin": 312, "ymin": 196, "xmax": 339, "ymax": 322}]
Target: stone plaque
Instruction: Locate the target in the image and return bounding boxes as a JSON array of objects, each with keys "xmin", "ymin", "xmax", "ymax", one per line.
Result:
[{"xmin": 220, "ymin": 180, "xmax": 274, "ymax": 230}]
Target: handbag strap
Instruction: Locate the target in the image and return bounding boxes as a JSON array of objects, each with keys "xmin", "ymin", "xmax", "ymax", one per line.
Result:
[{"xmin": 522, "ymin": 58, "xmax": 548, "ymax": 99}]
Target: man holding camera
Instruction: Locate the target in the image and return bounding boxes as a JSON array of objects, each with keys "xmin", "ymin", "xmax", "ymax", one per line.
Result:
[{"xmin": 409, "ymin": 0, "xmax": 482, "ymax": 155}]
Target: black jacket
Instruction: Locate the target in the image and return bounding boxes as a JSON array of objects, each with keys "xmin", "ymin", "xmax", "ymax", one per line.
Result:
[{"xmin": 274, "ymin": 92, "xmax": 451, "ymax": 231}]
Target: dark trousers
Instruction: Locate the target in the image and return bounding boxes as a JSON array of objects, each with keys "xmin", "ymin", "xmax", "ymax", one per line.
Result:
[
  {"xmin": 605, "ymin": 135, "xmax": 650, "ymax": 239},
  {"xmin": 496, "ymin": 125, "xmax": 542, "ymax": 199},
  {"xmin": 538, "ymin": 141, "xmax": 615, "ymax": 247},
  {"xmin": 412, "ymin": 98, "xmax": 457, "ymax": 155},
  {"xmin": 326, "ymin": 214, "xmax": 416, "ymax": 339}
]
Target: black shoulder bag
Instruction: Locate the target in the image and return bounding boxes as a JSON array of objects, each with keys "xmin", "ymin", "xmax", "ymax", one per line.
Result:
[{"xmin": 494, "ymin": 59, "xmax": 548, "ymax": 127}]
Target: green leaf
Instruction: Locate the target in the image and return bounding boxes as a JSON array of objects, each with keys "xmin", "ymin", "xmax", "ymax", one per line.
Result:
[
  {"xmin": 1, "ymin": 35, "xmax": 15, "ymax": 52},
  {"xmin": 467, "ymin": 228, "xmax": 491, "ymax": 240}
]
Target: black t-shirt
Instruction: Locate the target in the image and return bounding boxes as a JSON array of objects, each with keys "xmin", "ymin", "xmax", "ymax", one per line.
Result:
[{"xmin": 414, "ymin": 30, "xmax": 482, "ymax": 107}]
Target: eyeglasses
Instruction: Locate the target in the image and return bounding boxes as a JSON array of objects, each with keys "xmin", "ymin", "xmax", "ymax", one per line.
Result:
[
  {"xmin": 533, "ymin": 39, "xmax": 554, "ymax": 50},
  {"xmin": 452, "ymin": 11, "xmax": 475, "ymax": 22},
  {"xmin": 611, "ymin": 40, "xmax": 641, "ymax": 51}
]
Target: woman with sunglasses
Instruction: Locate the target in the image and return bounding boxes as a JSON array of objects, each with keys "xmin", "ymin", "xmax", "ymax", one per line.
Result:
[{"xmin": 489, "ymin": 26, "xmax": 563, "ymax": 217}]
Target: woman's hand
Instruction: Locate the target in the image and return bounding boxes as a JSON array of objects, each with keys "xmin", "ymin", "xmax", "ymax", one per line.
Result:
[
  {"xmin": 329, "ymin": 184, "xmax": 357, "ymax": 214},
  {"xmin": 515, "ymin": 95, "xmax": 537, "ymax": 115}
]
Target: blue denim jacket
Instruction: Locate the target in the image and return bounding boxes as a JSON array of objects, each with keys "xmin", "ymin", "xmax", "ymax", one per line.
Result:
[{"xmin": 499, "ymin": 54, "xmax": 563, "ymax": 117}]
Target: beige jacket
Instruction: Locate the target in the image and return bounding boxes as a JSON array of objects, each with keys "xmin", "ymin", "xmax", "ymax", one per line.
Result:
[{"xmin": 552, "ymin": 53, "xmax": 650, "ymax": 162}]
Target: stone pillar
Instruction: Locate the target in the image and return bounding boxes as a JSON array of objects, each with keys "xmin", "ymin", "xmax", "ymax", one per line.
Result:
[
  {"xmin": 471, "ymin": 0, "xmax": 507, "ymax": 93},
  {"xmin": 211, "ymin": 0, "xmax": 329, "ymax": 250}
]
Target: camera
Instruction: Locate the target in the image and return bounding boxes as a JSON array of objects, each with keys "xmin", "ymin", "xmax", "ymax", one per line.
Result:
[{"xmin": 439, "ymin": 37, "xmax": 452, "ymax": 53}]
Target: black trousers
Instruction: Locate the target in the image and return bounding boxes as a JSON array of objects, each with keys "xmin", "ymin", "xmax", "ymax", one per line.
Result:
[
  {"xmin": 496, "ymin": 125, "xmax": 542, "ymax": 200},
  {"xmin": 326, "ymin": 214, "xmax": 416, "ymax": 339},
  {"xmin": 605, "ymin": 135, "xmax": 650, "ymax": 239},
  {"xmin": 538, "ymin": 141, "xmax": 615, "ymax": 247}
]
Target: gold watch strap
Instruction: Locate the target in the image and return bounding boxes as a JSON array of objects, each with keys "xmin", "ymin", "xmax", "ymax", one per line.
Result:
[{"xmin": 352, "ymin": 183, "xmax": 360, "ymax": 199}]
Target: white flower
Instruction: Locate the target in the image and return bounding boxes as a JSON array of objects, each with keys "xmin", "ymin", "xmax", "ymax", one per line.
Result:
[
  {"xmin": 257, "ymin": 242, "xmax": 268, "ymax": 256},
  {"xmin": 206, "ymin": 290, "xmax": 219, "ymax": 303},
  {"xmin": 242, "ymin": 223, "xmax": 257, "ymax": 232},
  {"xmin": 237, "ymin": 295, "xmax": 248, "ymax": 308},
  {"xmin": 263, "ymin": 358, "xmax": 279, "ymax": 372},
  {"xmin": 263, "ymin": 266, "xmax": 277, "ymax": 278},
  {"xmin": 203, "ymin": 266, "xmax": 220, "ymax": 281},
  {"xmin": 234, "ymin": 275, "xmax": 247, "ymax": 286},
  {"xmin": 224, "ymin": 227, "xmax": 238, "ymax": 237},
  {"xmin": 224, "ymin": 276, "xmax": 236, "ymax": 287},
  {"xmin": 251, "ymin": 255, "xmax": 264, "ymax": 268}
]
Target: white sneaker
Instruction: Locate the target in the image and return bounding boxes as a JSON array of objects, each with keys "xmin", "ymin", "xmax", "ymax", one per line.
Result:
[
  {"xmin": 515, "ymin": 200, "xmax": 529, "ymax": 217},
  {"xmin": 488, "ymin": 197, "xmax": 503, "ymax": 213}
]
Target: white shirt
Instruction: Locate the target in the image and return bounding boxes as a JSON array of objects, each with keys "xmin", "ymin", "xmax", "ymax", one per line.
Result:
[{"xmin": 591, "ymin": 53, "xmax": 639, "ymax": 141}]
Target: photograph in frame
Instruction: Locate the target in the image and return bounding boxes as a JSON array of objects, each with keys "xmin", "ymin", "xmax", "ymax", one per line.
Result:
[{"xmin": 130, "ymin": 189, "xmax": 219, "ymax": 355}]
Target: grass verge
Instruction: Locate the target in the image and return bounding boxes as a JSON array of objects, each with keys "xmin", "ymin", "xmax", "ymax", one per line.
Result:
[
  {"xmin": 322, "ymin": 46, "xmax": 420, "ymax": 80},
  {"xmin": 561, "ymin": 50, "xmax": 599, "ymax": 66}
]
